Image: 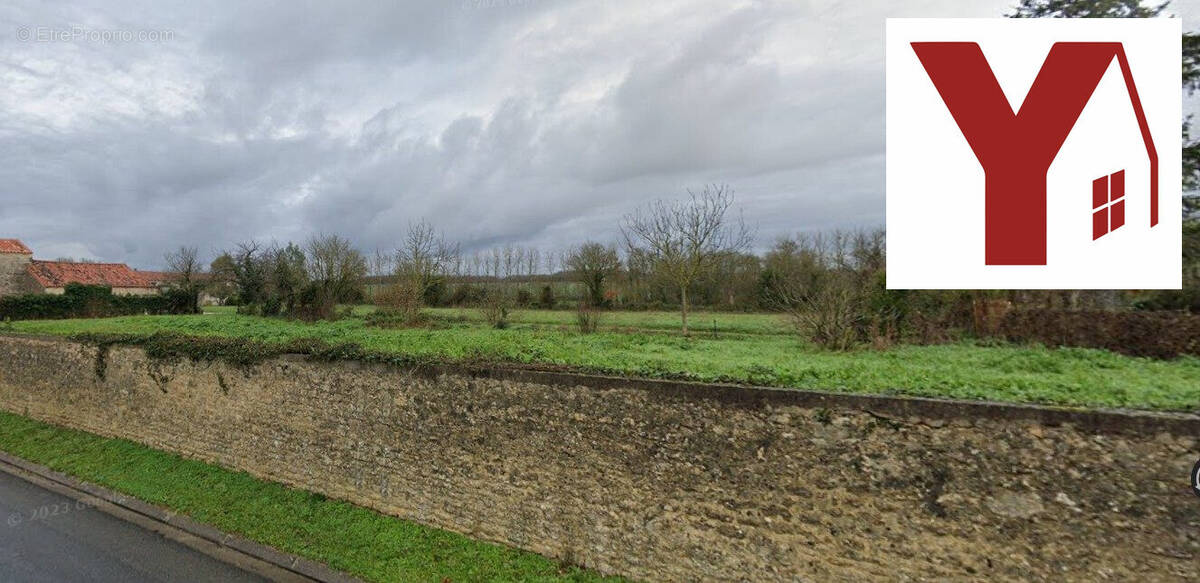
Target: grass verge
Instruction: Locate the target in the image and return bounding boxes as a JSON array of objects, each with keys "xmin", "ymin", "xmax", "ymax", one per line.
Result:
[
  {"xmin": 5, "ymin": 312, "xmax": 1200, "ymax": 411},
  {"xmin": 0, "ymin": 410, "xmax": 623, "ymax": 583}
]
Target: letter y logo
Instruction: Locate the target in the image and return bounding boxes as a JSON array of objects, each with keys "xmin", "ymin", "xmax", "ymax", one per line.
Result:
[{"xmin": 911, "ymin": 42, "xmax": 1158, "ymax": 265}]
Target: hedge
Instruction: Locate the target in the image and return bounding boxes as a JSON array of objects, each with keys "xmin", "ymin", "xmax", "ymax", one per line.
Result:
[
  {"xmin": 0, "ymin": 284, "xmax": 197, "ymax": 321},
  {"xmin": 997, "ymin": 309, "xmax": 1200, "ymax": 359}
]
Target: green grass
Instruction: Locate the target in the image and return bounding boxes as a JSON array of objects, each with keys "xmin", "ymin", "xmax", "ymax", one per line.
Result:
[
  {"xmin": 423, "ymin": 307, "xmax": 791, "ymax": 335},
  {"xmin": 7, "ymin": 311, "xmax": 1200, "ymax": 411},
  {"xmin": 0, "ymin": 410, "xmax": 623, "ymax": 582},
  {"xmin": 203, "ymin": 305, "xmax": 791, "ymax": 335}
]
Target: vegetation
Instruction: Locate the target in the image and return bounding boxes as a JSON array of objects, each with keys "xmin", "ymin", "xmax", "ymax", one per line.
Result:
[
  {"xmin": 0, "ymin": 411, "xmax": 621, "ymax": 582},
  {"xmin": 0, "ymin": 283, "xmax": 196, "ymax": 321},
  {"xmin": 6, "ymin": 310, "xmax": 1200, "ymax": 411},
  {"xmin": 377, "ymin": 220, "xmax": 459, "ymax": 325},
  {"xmin": 566, "ymin": 242, "xmax": 621, "ymax": 308},
  {"xmin": 621, "ymin": 184, "xmax": 753, "ymax": 334},
  {"xmin": 999, "ymin": 309, "xmax": 1200, "ymax": 359},
  {"xmin": 164, "ymin": 245, "xmax": 203, "ymax": 312},
  {"xmin": 210, "ymin": 235, "xmax": 367, "ymax": 321}
]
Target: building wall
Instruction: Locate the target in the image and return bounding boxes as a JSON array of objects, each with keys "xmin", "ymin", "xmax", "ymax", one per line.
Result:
[
  {"xmin": 38, "ymin": 286, "xmax": 157, "ymax": 296},
  {"xmin": 112, "ymin": 287, "xmax": 159, "ymax": 297},
  {"xmin": 0, "ymin": 335, "xmax": 1196, "ymax": 582},
  {"xmin": 0, "ymin": 254, "xmax": 40, "ymax": 296}
]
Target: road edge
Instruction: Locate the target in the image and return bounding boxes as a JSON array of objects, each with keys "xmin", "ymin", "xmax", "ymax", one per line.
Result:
[{"xmin": 0, "ymin": 449, "xmax": 363, "ymax": 583}]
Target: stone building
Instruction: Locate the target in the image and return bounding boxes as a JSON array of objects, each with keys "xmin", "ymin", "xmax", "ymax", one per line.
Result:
[
  {"xmin": 0, "ymin": 240, "xmax": 40, "ymax": 296},
  {"xmin": 0, "ymin": 239, "xmax": 161, "ymax": 297}
]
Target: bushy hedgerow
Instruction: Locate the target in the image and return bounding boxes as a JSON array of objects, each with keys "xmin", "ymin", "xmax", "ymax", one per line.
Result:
[
  {"xmin": 997, "ymin": 309, "xmax": 1200, "ymax": 359},
  {"xmin": 70, "ymin": 332, "xmax": 441, "ymax": 369},
  {"xmin": 0, "ymin": 284, "xmax": 196, "ymax": 321}
]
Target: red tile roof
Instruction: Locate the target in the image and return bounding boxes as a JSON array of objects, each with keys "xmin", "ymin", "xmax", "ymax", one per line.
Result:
[
  {"xmin": 0, "ymin": 239, "xmax": 32, "ymax": 254},
  {"xmin": 27, "ymin": 261, "xmax": 156, "ymax": 289},
  {"xmin": 132, "ymin": 270, "xmax": 176, "ymax": 287}
]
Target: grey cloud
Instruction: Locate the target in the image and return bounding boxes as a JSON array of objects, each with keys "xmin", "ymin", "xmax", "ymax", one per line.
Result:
[{"xmin": 12, "ymin": 0, "xmax": 1185, "ymax": 268}]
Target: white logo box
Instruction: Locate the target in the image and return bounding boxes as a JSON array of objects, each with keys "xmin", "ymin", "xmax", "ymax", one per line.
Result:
[{"xmin": 886, "ymin": 18, "xmax": 1181, "ymax": 289}]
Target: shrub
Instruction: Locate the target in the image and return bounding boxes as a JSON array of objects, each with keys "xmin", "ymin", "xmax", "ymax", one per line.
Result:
[
  {"xmin": 575, "ymin": 302, "xmax": 602, "ymax": 334},
  {"xmin": 423, "ymin": 278, "xmax": 446, "ymax": 307},
  {"xmin": 539, "ymin": 285, "xmax": 556, "ymax": 309},
  {"xmin": 996, "ymin": 309, "xmax": 1200, "ymax": 359},
  {"xmin": 1133, "ymin": 288, "xmax": 1200, "ymax": 313},
  {"xmin": 787, "ymin": 282, "xmax": 862, "ymax": 350},
  {"xmin": 364, "ymin": 308, "xmax": 409, "ymax": 329},
  {"xmin": 515, "ymin": 288, "xmax": 533, "ymax": 308},
  {"xmin": 480, "ymin": 290, "xmax": 511, "ymax": 329},
  {"xmin": 448, "ymin": 284, "xmax": 484, "ymax": 306},
  {"xmin": 373, "ymin": 282, "xmax": 425, "ymax": 326}
]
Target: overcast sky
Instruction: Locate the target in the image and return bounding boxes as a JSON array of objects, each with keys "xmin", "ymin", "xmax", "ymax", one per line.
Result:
[{"xmin": 1, "ymin": 0, "xmax": 1196, "ymax": 268}]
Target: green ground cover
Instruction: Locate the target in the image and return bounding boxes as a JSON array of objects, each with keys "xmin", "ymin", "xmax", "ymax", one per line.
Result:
[
  {"xmin": 203, "ymin": 306, "xmax": 790, "ymax": 335},
  {"xmin": 6, "ymin": 310, "xmax": 1199, "ymax": 411},
  {"xmin": 0, "ymin": 411, "xmax": 622, "ymax": 582},
  {"xmin": 423, "ymin": 307, "xmax": 792, "ymax": 335}
]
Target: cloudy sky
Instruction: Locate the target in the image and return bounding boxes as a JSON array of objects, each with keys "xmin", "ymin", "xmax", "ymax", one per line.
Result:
[{"xmin": 1, "ymin": 0, "xmax": 1196, "ymax": 268}]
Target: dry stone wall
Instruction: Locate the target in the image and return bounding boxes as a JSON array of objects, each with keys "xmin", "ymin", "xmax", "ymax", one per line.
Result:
[{"xmin": 0, "ymin": 335, "xmax": 1197, "ymax": 582}]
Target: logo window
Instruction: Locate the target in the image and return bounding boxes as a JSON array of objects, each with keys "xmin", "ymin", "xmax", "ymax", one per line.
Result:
[{"xmin": 1092, "ymin": 170, "xmax": 1125, "ymax": 240}]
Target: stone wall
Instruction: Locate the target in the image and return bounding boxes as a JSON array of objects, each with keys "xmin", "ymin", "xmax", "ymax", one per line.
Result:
[
  {"xmin": 0, "ymin": 253, "xmax": 38, "ymax": 296},
  {"xmin": 0, "ymin": 334, "xmax": 1197, "ymax": 582}
]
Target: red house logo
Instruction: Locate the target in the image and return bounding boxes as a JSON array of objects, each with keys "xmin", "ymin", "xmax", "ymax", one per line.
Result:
[
  {"xmin": 886, "ymin": 19, "xmax": 1181, "ymax": 290},
  {"xmin": 911, "ymin": 42, "xmax": 1158, "ymax": 265}
]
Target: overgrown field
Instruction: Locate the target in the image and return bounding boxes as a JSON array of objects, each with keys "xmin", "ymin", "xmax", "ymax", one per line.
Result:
[
  {"xmin": 0, "ymin": 411, "xmax": 621, "ymax": 582},
  {"xmin": 6, "ymin": 309, "xmax": 1199, "ymax": 411},
  {"xmin": 203, "ymin": 305, "xmax": 792, "ymax": 335}
]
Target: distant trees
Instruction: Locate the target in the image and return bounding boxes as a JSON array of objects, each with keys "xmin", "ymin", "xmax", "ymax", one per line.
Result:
[
  {"xmin": 566, "ymin": 242, "xmax": 620, "ymax": 307},
  {"xmin": 1007, "ymin": 0, "xmax": 1165, "ymax": 18},
  {"xmin": 622, "ymin": 184, "xmax": 753, "ymax": 334},
  {"xmin": 210, "ymin": 236, "xmax": 365, "ymax": 320}
]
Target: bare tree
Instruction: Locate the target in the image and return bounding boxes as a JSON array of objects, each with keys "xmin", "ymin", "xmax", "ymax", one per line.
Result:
[
  {"xmin": 525, "ymin": 248, "xmax": 540, "ymax": 278},
  {"xmin": 369, "ymin": 247, "xmax": 395, "ymax": 278},
  {"xmin": 305, "ymin": 234, "xmax": 367, "ymax": 318},
  {"xmin": 165, "ymin": 246, "xmax": 201, "ymax": 288},
  {"xmin": 468, "ymin": 252, "xmax": 483, "ymax": 278},
  {"xmin": 389, "ymin": 220, "xmax": 459, "ymax": 317},
  {"xmin": 566, "ymin": 242, "xmax": 621, "ymax": 307},
  {"xmin": 768, "ymin": 228, "xmax": 890, "ymax": 350},
  {"xmin": 621, "ymin": 184, "xmax": 753, "ymax": 334},
  {"xmin": 502, "ymin": 245, "xmax": 516, "ymax": 279},
  {"xmin": 164, "ymin": 246, "xmax": 203, "ymax": 313},
  {"xmin": 489, "ymin": 248, "xmax": 503, "ymax": 280}
]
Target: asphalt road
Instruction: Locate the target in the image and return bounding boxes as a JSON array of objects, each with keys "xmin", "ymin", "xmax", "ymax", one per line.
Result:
[{"xmin": 0, "ymin": 469, "xmax": 268, "ymax": 583}]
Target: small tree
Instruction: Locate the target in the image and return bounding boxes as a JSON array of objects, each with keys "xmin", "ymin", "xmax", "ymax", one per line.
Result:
[
  {"xmin": 304, "ymin": 234, "xmax": 367, "ymax": 320},
  {"xmin": 269, "ymin": 243, "xmax": 308, "ymax": 314},
  {"xmin": 207, "ymin": 253, "xmax": 238, "ymax": 304},
  {"xmin": 164, "ymin": 246, "xmax": 203, "ymax": 313},
  {"xmin": 389, "ymin": 220, "xmax": 458, "ymax": 322},
  {"xmin": 480, "ymin": 288, "xmax": 511, "ymax": 329},
  {"xmin": 566, "ymin": 242, "xmax": 620, "ymax": 307},
  {"xmin": 222, "ymin": 241, "xmax": 269, "ymax": 308},
  {"xmin": 621, "ymin": 184, "xmax": 753, "ymax": 334}
]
